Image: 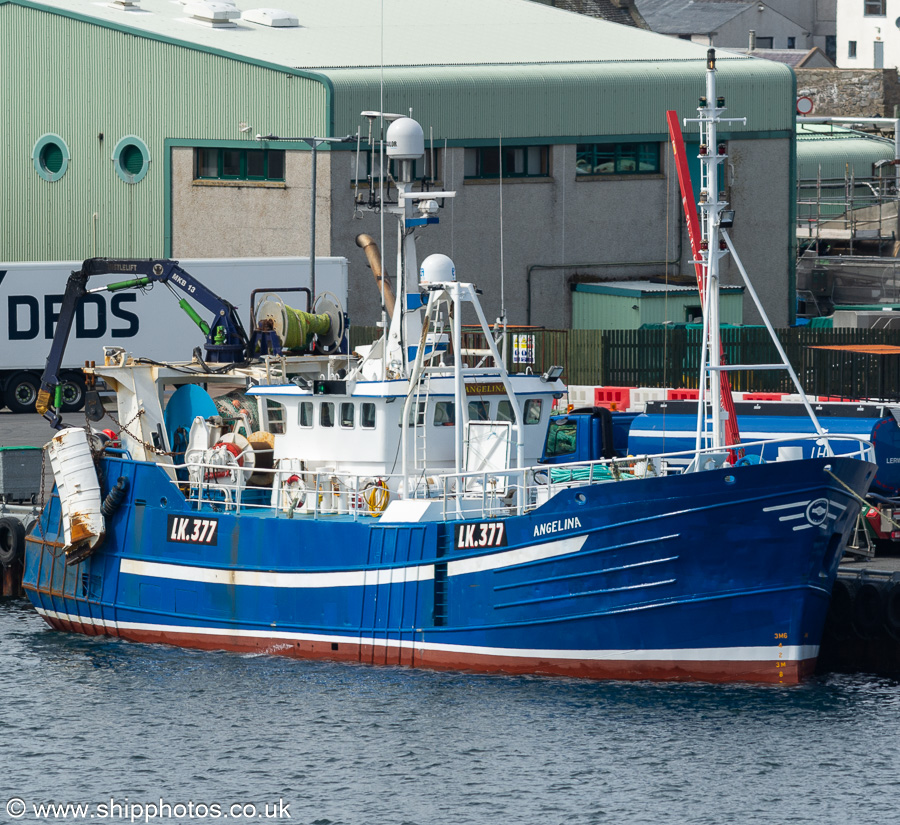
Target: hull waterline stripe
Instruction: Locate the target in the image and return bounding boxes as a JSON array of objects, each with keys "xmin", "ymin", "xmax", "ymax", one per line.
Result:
[
  {"xmin": 33, "ymin": 607, "xmax": 817, "ymax": 663},
  {"xmin": 119, "ymin": 535, "xmax": 589, "ymax": 589}
]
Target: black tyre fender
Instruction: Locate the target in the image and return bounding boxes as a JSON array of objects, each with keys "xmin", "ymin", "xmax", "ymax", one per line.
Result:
[
  {"xmin": 5, "ymin": 371, "xmax": 40, "ymax": 414},
  {"xmin": 852, "ymin": 581, "xmax": 885, "ymax": 639},
  {"xmin": 884, "ymin": 582, "xmax": 900, "ymax": 641},
  {"xmin": 0, "ymin": 516, "xmax": 25, "ymax": 566}
]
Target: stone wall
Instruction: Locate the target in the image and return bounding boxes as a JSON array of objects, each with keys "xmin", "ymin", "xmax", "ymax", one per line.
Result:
[{"xmin": 796, "ymin": 68, "xmax": 900, "ymax": 117}]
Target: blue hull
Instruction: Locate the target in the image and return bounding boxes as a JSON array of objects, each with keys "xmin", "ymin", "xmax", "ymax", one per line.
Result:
[{"xmin": 24, "ymin": 455, "xmax": 874, "ymax": 683}]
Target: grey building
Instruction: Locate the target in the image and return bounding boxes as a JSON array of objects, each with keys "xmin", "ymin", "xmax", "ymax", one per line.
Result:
[{"xmin": 1, "ymin": 0, "xmax": 797, "ymax": 328}]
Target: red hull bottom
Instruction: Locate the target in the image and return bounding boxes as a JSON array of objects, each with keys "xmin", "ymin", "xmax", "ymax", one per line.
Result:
[{"xmin": 40, "ymin": 612, "xmax": 814, "ymax": 685}]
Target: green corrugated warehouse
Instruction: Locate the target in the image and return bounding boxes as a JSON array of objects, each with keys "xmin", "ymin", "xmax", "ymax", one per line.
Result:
[
  {"xmin": 572, "ymin": 281, "xmax": 744, "ymax": 329},
  {"xmin": 0, "ymin": 0, "xmax": 797, "ymax": 327},
  {"xmin": 796, "ymin": 124, "xmax": 895, "ymax": 222}
]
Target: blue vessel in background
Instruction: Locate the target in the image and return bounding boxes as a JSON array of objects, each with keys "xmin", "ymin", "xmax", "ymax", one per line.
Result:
[{"xmin": 23, "ymin": 54, "xmax": 877, "ymax": 683}]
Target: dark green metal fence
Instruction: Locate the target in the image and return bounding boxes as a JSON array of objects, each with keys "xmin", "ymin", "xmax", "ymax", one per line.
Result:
[{"xmin": 348, "ymin": 325, "xmax": 900, "ymax": 400}]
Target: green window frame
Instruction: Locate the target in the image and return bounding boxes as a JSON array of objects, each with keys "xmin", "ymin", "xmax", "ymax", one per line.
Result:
[
  {"xmin": 464, "ymin": 145, "xmax": 549, "ymax": 179},
  {"xmin": 576, "ymin": 142, "xmax": 661, "ymax": 176},
  {"xmin": 33, "ymin": 134, "xmax": 70, "ymax": 183},
  {"xmin": 195, "ymin": 147, "xmax": 286, "ymax": 181},
  {"xmin": 113, "ymin": 135, "xmax": 150, "ymax": 184}
]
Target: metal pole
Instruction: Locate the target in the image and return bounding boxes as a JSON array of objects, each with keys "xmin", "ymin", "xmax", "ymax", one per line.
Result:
[{"xmin": 310, "ymin": 140, "xmax": 317, "ymax": 301}]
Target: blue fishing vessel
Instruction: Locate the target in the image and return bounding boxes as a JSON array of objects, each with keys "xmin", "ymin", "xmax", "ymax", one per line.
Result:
[{"xmin": 23, "ymin": 54, "xmax": 877, "ymax": 683}]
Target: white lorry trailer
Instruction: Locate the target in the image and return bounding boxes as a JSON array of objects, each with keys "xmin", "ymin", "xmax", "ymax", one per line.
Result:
[{"xmin": 0, "ymin": 257, "xmax": 349, "ymax": 413}]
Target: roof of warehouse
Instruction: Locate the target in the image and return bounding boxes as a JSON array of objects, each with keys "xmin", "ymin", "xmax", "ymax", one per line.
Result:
[
  {"xmin": 10, "ymin": 0, "xmax": 751, "ymax": 70},
  {"xmin": 797, "ymin": 124, "xmax": 894, "ymax": 144},
  {"xmin": 635, "ymin": 0, "xmax": 751, "ymax": 34},
  {"xmin": 574, "ymin": 281, "xmax": 744, "ymax": 296}
]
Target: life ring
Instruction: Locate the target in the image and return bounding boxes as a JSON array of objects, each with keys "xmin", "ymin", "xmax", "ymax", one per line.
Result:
[
  {"xmin": 0, "ymin": 517, "xmax": 26, "ymax": 567},
  {"xmin": 363, "ymin": 479, "xmax": 390, "ymax": 516},
  {"xmin": 282, "ymin": 474, "xmax": 306, "ymax": 509}
]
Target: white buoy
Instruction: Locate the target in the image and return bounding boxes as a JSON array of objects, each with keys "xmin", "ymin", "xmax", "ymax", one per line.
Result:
[{"xmin": 47, "ymin": 427, "xmax": 105, "ymax": 554}]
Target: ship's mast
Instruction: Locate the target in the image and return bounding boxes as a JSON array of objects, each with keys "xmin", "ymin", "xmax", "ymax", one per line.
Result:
[
  {"xmin": 686, "ymin": 50, "xmax": 745, "ymax": 451},
  {"xmin": 684, "ymin": 50, "xmax": 834, "ymax": 460}
]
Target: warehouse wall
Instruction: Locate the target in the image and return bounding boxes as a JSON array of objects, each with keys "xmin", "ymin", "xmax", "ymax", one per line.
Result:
[
  {"xmin": 329, "ymin": 137, "xmax": 792, "ymax": 329},
  {"xmin": 170, "ymin": 149, "xmax": 333, "ymax": 260}
]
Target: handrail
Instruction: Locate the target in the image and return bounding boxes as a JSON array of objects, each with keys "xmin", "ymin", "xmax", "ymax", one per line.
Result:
[{"xmin": 129, "ymin": 431, "xmax": 874, "ymax": 523}]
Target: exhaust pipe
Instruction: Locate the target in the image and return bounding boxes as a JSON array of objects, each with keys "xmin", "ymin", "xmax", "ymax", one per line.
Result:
[{"xmin": 356, "ymin": 234, "xmax": 396, "ymax": 316}]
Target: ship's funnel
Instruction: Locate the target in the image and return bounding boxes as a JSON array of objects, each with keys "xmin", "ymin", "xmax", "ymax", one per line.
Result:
[{"xmin": 356, "ymin": 233, "xmax": 396, "ymax": 315}]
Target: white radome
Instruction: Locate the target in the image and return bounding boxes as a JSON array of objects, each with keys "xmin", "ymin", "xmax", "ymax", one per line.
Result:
[
  {"xmin": 386, "ymin": 118, "xmax": 425, "ymax": 160},
  {"xmin": 420, "ymin": 254, "xmax": 456, "ymax": 283}
]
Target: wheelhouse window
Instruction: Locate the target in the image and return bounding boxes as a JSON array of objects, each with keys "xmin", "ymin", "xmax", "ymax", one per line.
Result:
[
  {"xmin": 361, "ymin": 403, "xmax": 376, "ymax": 429},
  {"xmin": 320, "ymin": 402, "xmax": 334, "ymax": 428},
  {"xmin": 497, "ymin": 400, "xmax": 514, "ymax": 422},
  {"xmin": 524, "ymin": 399, "xmax": 543, "ymax": 425},
  {"xmin": 340, "ymin": 403, "xmax": 354, "ymax": 428},
  {"xmin": 195, "ymin": 148, "xmax": 285, "ymax": 181},
  {"xmin": 434, "ymin": 401, "xmax": 455, "ymax": 426},
  {"xmin": 576, "ymin": 143, "xmax": 660, "ymax": 176},
  {"xmin": 299, "ymin": 401, "xmax": 313, "ymax": 427},
  {"xmin": 468, "ymin": 401, "xmax": 489, "ymax": 421},
  {"xmin": 464, "ymin": 146, "xmax": 549, "ymax": 179},
  {"xmin": 266, "ymin": 399, "xmax": 286, "ymax": 435},
  {"xmin": 400, "ymin": 401, "xmax": 426, "ymax": 426},
  {"xmin": 865, "ymin": 1, "xmax": 886, "ymax": 16}
]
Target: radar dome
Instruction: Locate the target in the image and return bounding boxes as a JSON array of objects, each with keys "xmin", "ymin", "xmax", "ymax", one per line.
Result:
[
  {"xmin": 420, "ymin": 254, "xmax": 456, "ymax": 283},
  {"xmin": 386, "ymin": 117, "xmax": 425, "ymax": 160}
]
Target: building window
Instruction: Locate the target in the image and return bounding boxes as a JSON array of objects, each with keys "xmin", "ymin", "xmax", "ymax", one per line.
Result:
[
  {"xmin": 32, "ymin": 134, "xmax": 70, "ymax": 183},
  {"xmin": 848, "ymin": 40, "xmax": 858, "ymax": 59},
  {"xmin": 113, "ymin": 136, "xmax": 150, "ymax": 184},
  {"xmin": 787, "ymin": 37, "xmax": 796, "ymax": 49},
  {"xmin": 576, "ymin": 142, "xmax": 660, "ymax": 176},
  {"xmin": 755, "ymin": 36, "xmax": 773, "ymax": 48},
  {"xmin": 464, "ymin": 146, "xmax": 549, "ymax": 179},
  {"xmin": 195, "ymin": 147, "xmax": 285, "ymax": 181},
  {"xmin": 352, "ymin": 149, "xmax": 440, "ymax": 184},
  {"xmin": 864, "ymin": 1, "xmax": 886, "ymax": 16}
]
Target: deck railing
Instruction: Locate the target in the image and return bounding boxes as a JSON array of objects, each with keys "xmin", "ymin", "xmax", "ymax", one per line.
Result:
[{"xmin": 159, "ymin": 434, "xmax": 874, "ymax": 524}]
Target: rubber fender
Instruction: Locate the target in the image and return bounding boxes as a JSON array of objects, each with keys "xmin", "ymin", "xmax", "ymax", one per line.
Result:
[
  {"xmin": 824, "ymin": 578, "xmax": 856, "ymax": 643},
  {"xmin": 852, "ymin": 581, "xmax": 886, "ymax": 639},
  {"xmin": 0, "ymin": 517, "xmax": 26, "ymax": 566},
  {"xmin": 884, "ymin": 582, "xmax": 900, "ymax": 641},
  {"xmin": 101, "ymin": 477, "xmax": 129, "ymax": 518}
]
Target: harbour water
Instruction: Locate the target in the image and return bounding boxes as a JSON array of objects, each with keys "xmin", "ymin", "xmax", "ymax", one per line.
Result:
[{"xmin": 2, "ymin": 600, "xmax": 899, "ymax": 824}]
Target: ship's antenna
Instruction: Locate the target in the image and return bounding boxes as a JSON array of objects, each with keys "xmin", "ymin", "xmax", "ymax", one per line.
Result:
[
  {"xmin": 499, "ymin": 132, "xmax": 506, "ymax": 328},
  {"xmin": 379, "ymin": 0, "xmax": 386, "ymax": 381}
]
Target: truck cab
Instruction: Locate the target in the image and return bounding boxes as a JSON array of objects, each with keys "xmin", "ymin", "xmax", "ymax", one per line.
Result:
[{"xmin": 540, "ymin": 406, "xmax": 629, "ymax": 464}]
